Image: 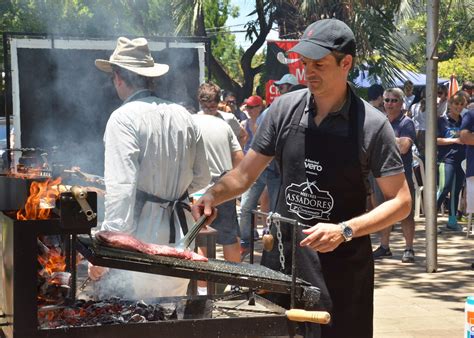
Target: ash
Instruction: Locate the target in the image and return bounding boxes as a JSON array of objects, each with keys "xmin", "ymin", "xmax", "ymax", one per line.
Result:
[{"xmin": 38, "ymin": 297, "xmax": 177, "ymax": 329}]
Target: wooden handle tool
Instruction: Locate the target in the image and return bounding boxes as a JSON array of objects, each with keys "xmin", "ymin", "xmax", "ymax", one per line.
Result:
[
  {"xmin": 285, "ymin": 309, "xmax": 331, "ymax": 324},
  {"xmin": 262, "ymin": 234, "xmax": 274, "ymax": 251}
]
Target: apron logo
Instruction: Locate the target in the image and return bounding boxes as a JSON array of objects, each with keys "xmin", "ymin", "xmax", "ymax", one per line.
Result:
[
  {"xmin": 304, "ymin": 159, "xmax": 323, "ymax": 175},
  {"xmin": 285, "ymin": 180, "xmax": 334, "ymax": 220}
]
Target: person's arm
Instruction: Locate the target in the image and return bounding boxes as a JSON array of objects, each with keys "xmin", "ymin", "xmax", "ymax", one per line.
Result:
[
  {"xmin": 231, "ymin": 150, "xmax": 244, "ymax": 168},
  {"xmin": 300, "ymin": 172, "xmax": 411, "ymax": 252},
  {"xmin": 396, "ymin": 137, "xmax": 413, "ymax": 154},
  {"xmin": 396, "ymin": 117, "xmax": 416, "ymax": 154},
  {"xmin": 238, "ymin": 124, "xmax": 249, "ymax": 147},
  {"xmin": 460, "ymin": 129, "xmax": 474, "ymax": 145},
  {"xmin": 192, "ymin": 149, "xmax": 272, "ymax": 220},
  {"xmin": 188, "ymin": 123, "xmax": 212, "ymax": 194},
  {"xmin": 102, "ymin": 112, "xmax": 140, "ymax": 234},
  {"xmin": 90, "ymin": 112, "xmax": 140, "ymax": 280},
  {"xmin": 460, "ymin": 112, "xmax": 474, "ymax": 145},
  {"xmin": 437, "ymin": 137, "xmax": 462, "ymax": 145}
]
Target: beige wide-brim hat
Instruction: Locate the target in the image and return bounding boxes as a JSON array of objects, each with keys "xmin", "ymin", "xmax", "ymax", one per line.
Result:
[{"xmin": 95, "ymin": 37, "xmax": 169, "ymax": 77}]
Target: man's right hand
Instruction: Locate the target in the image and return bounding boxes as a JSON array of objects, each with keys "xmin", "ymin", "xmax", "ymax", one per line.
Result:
[{"xmin": 191, "ymin": 193, "xmax": 218, "ymax": 226}]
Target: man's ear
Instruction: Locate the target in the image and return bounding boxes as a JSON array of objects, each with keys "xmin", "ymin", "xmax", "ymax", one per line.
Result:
[
  {"xmin": 114, "ymin": 72, "xmax": 123, "ymax": 86},
  {"xmin": 342, "ymin": 55, "xmax": 353, "ymax": 71}
]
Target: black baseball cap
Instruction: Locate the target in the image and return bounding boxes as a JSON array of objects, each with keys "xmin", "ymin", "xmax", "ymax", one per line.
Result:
[{"xmin": 289, "ymin": 19, "xmax": 356, "ymax": 60}]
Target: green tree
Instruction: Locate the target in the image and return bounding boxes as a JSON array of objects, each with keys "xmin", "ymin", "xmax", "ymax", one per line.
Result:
[
  {"xmin": 172, "ymin": 0, "xmax": 274, "ymax": 101},
  {"xmin": 402, "ymin": 0, "xmax": 473, "ymax": 69},
  {"xmin": 201, "ymin": 0, "xmax": 244, "ymax": 86},
  {"xmin": 438, "ymin": 42, "xmax": 474, "ymax": 82}
]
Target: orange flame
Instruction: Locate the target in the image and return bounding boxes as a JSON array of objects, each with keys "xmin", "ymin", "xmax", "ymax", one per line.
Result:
[
  {"xmin": 17, "ymin": 177, "xmax": 62, "ymax": 220},
  {"xmin": 38, "ymin": 248, "xmax": 66, "ymax": 276}
]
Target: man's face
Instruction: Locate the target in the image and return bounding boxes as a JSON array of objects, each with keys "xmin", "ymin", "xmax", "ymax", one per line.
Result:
[
  {"xmin": 372, "ymin": 96, "xmax": 384, "ymax": 111},
  {"xmin": 449, "ymin": 98, "xmax": 466, "ymax": 116},
  {"xmin": 246, "ymin": 104, "xmax": 263, "ymax": 118},
  {"xmin": 383, "ymin": 93, "xmax": 403, "ymax": 115},
  {"xmin": 224, "ymin": 96, "xmax": 237, "ymax": 111},
  {"xmin": 301, "ymin": 54, "xmax": 351, "ymax": 96},
  {"xmin": 111, "ymin": 71, "xmax": 127, "ymax": 101},
  {"xmin": 277, "ymin": 83, "xmax": 291, "ymax": 95},
  {"xmin": 200, "ymin": 100, "xmax": 219, "ymax": 115},
  {"xmin": 438, "ymin": 90, "xmax": 447, "ymax": 102}
]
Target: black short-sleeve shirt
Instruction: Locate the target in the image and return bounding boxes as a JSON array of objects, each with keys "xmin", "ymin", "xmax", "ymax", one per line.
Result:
[{"xmin": 251, "ymin": 86, "xmax": 404, "ymax": 194}]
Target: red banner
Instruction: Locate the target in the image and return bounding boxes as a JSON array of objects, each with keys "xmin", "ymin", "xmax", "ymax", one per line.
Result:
[{"xmin": 265, "ymin": 40, "xmax": 306, "ymax": 105}]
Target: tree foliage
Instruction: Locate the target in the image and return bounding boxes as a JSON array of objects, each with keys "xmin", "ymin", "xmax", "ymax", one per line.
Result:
[
  {"xmin": 402, "ymin": 0, "xmax": 473, "ymax": 69},
  {"xmin": 438, "ymin": 42, "xmax": 474, "ymax": 82}
]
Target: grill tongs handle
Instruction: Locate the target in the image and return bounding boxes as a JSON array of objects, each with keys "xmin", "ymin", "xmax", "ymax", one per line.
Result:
[{"xmin": 176, "ymin": 215, "xmax": 208, "ymax": 250}]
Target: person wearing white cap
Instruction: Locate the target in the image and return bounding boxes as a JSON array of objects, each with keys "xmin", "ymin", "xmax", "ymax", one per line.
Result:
[
  {"xmin": 89, "ymin": 37, "xmax": 211, "ymax": 299},
  {"xmin": 274, "ymin": 73, "xmax": 299, "ymax": 94},
  {"xmin": 192, "ymin": 19, "xmax": 411, "ymax": 337}
]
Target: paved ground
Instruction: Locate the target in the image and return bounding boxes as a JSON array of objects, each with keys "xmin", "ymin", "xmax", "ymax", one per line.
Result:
[{"xmin": 371, "ymin": 218, "xmax": 474, "ymax": 338}]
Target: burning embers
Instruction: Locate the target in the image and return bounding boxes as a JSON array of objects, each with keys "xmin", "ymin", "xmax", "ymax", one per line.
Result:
[
  {"xmin": 17, "ymin": 177, "xmax": 62, "ymax": 220},
  {"xmin": 38, "ymin": 298, "xmax": 178, "ymax": 329},
  {"xmin": 37, "ymin": 236, "xmax": 70, "ymax": 305}
]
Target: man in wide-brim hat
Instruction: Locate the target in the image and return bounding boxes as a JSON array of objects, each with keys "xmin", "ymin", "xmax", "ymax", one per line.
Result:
[{"xmin": 89, "ymin": 37, "xmax": 210, "ymax": 300}]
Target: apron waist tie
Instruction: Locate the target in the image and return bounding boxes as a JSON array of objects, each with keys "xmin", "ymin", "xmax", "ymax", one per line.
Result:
[{"xmin": 135, "ymin": 190, "xmax": 190, "ymax": 243}]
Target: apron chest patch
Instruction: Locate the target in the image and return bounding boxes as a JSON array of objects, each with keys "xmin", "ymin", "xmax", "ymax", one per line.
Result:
[{"xmin": 285, "ymin": 180, "xmax": 334, "ymax": 220}]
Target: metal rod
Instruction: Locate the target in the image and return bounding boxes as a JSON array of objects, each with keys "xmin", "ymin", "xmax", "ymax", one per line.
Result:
[
  {"xmin": 64, "ymin": 235, "xmax": 71, "ymax": 271},
  {"xmin": 252, "ymin": 210, "xmax": 311, "ymax": 228},
  {"xmin": 3, "ymin": 32, "xmax": 12, "ymax": 169},
  {"xmin": 291, "ymin": 222, "xmax": 297, "ymax": 309},
  {"xmin": 70, "ymin": 234, "xmax": 77, "ymax": 303},
  {"xmin": 425, "ymin": 0, "xmax": 440, "ymax": 273},
  {"xmin": 250, "ymin": 211, "xmax": 255, "ymax": 264}
]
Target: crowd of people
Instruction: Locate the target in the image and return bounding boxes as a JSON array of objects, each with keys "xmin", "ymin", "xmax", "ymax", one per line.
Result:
[
  {"xmin": 368, "ymin": 78, "xmax": 473, "ymax": 263},
  {"xmin": 87, "ymin": 18, "xmax": 472, "ymax": 338}
]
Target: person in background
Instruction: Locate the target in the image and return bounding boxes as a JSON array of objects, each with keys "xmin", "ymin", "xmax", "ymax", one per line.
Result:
[
  {"xmin": 274, "ymin": 73, "xmax": 299, "ymax": 95},
  {"xmin": 372, "ymin": 88, "xmax": 416, "ymax": 263},
  {"xmin": 198, "ymin": 83, "xmax": 248, "ymax": 147},
  {"xmin": 455, "ymin": 90, "xmax": 471, "ymax": 116},
  {"xmin": 437, "ymin": 84, "xmax": 449, "ymax": 117},
  {"xmin": 223, "ymin": 91, "xmax": 248, "ymax": 122},
  {"xmin": 410, "ymin": 88, "xmax": 427, "ymax": 158},
  {"xmin": 89, "ymin": 37, "xmax": 211, "ymax": 299},
  {"xmin": 366, "ymin": 84, "xmax": 385, "ymax": 211},
  {"xmin": 460, "ymin": 108, "xmax": 474, "ymax": 235},
  {"xmin": 192, "ymin": 19, "xmax": 411, "ymax": 338},
  {"xmin": 436, "ymin": 92, "xmax": 467, "ymax": 231},
  {"xmin": 403, "ymin": 80, "xmax": 415, "ymax": 111},
  {"xmin": 461, "ymin": 81, "xmax": 473, "ymax": 99},
  {"xmin": 239, "ymin": 95, "xmax": 281, "ymax": 259},
  {"xmin": 367, "ymin": 84, "xmax": 385, "ymax": 112},
  {"xmin": 192, "ymin": 93, "xmax": 244, "ymax": 264}
]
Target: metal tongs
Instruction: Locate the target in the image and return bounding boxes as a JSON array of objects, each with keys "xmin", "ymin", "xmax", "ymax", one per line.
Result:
[
  {"xmin": 64, "ymin": 168, "xmax": 105, "ymax": 186},
  {"xmin": 176, "ymin": 215, "xmax": 208, "ymax": 250}
]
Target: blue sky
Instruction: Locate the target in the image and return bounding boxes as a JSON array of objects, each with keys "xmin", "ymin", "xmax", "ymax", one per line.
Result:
[{"xmin": 226, "ymin": 0, "xmax": 278, "ymax": 48}]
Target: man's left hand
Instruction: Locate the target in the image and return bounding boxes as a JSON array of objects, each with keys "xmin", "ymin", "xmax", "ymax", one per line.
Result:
[{"xmin": 300, "ymin": 223, "xmax": 345, "ymax": 253}]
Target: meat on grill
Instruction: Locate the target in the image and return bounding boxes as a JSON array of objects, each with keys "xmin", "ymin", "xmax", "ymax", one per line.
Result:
[{"xmin": 95, "ymin": 231, "xmax": 208, "ymax": 262}]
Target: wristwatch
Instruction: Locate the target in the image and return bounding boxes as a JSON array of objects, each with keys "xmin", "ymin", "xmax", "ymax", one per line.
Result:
[{"xmin": 340, "ymin": 221, "xmax": 353, "ymax": 242}]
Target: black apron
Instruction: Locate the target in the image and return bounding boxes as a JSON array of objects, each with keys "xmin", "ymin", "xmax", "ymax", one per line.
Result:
[{"xmin": 261, "ymin": 97, "xmax": 374, "ymax": 338}]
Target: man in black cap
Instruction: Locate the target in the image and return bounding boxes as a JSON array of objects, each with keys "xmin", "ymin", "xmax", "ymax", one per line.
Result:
[{"xmin": 192, "ymin": 19, "xmax": 411, "ymax": 338}]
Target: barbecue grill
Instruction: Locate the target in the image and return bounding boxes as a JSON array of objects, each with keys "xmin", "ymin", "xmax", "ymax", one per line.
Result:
[{"xmin": 0, "ymin": 182, "xmax": 327, "ymax": 337}]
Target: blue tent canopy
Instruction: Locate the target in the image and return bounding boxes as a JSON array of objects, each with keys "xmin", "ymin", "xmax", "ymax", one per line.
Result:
[{"xmin": 352, "ymin": 69, "xmax": 448, "ymax": 88}]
